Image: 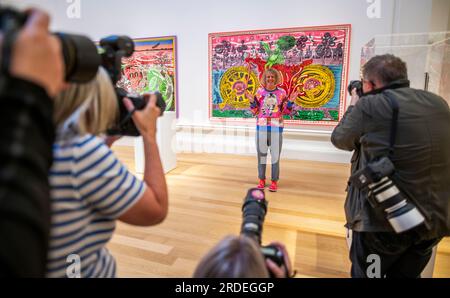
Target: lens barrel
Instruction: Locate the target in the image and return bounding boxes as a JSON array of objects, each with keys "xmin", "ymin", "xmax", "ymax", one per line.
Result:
[
  {"xmin": 369, "ymin": 177, "xmax": 425, "ymax": 233},
  {"xmin": 55, "ymin": 33, "xmax": 101, "ymax": 83}
]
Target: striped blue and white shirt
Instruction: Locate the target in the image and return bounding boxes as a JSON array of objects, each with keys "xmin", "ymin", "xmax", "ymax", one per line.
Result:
[{"xmin": 46, "ymin": 134, "xmax": 146, "ymax": 278}]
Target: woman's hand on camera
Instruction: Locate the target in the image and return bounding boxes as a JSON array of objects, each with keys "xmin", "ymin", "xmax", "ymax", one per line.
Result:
[
  {"xmin": 265, "ymin": 242, "xmax": 293, "ymax": 278},
  {"xmin": 123, "ymin": 94, "xmax": 161, "ymax": 139},
  {"xmin": 9, "ymin": 9, "xmax": 64, "ymax": 97}
]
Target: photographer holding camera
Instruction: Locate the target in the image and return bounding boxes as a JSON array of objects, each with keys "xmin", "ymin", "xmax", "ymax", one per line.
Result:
[
  {"xmin": 47, "ymin": 67, "xmax": 168, "ymax": 277},
  {"xmin": 193, "ymin": 188, "xmax": 293, "ymax": 278},
  {"xmin": 331, "ymin": 54, "xmax": 450, "ymax": 278},
  {"xmin": 0, "ymin": 9, "xmax": 65, "ymax": 277}
]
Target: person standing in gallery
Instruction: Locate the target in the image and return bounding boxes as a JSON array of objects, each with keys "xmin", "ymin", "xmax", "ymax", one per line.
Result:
[
  {"xmin": 331, "ymin": 54, "xmax": 450, "ymax": 277},
  {"xmin": 246, "ymin": 68, "xmax": 298, "ymax": 192}
]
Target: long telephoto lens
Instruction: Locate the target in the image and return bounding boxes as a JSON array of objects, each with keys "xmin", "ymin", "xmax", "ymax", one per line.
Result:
[
  {"xmin": 55, "ymin": 33, "xmax": 101, "ymax": 83},
  {"xmin": 240, "ymin": 188, "xmax": 267, "ymax": 244}
]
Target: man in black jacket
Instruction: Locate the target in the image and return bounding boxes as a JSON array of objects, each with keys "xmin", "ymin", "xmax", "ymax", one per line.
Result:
[
  {"xmin": 332, "ymin": 54, "xmax": 450, "ymax": 278},
  {"xmin": 0, "ymin": 9, "xmax": 64, "ymax": 276}
]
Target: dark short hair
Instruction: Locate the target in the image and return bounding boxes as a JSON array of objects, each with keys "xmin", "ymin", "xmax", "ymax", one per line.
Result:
[{"xmin": 362, "ymin": 54, "xmax": 408, "ymax": 85}]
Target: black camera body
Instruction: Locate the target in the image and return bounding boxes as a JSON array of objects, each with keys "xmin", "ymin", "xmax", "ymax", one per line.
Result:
[
  {"xmin": 107, "ymin": 88, "xmax": 166, "ymax": 136},
  {"xmin": 98, "ymin": 35, "xmax": 166, "ymax": 136},
  {"xmin": 240, "ymin": 188, "xmax": 287, "ymax": 276},
  {"xmin": 349, "ymin": 156, "xmax": 395, "ymax": 189},
  {"xmin": 348, "ymin": 80, "xmax": 364, "ymax": 98},
  {"xmin": 99, "ymin": 35, "xmax": 134, "ymax": 85},
  {"xmin": 260, "ymin": 245, "xmax": 285, "ymax": 268}
]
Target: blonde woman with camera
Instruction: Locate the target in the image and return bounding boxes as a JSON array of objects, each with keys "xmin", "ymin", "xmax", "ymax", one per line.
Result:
[{"xmin": 47, "ymin": 67, "xmax": 168, "ymax": 277}]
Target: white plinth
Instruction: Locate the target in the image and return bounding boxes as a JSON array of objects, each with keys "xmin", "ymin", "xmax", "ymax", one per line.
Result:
[{"xmin": 134, "ymin": 111, "xmax": 177, "ymax": 174}]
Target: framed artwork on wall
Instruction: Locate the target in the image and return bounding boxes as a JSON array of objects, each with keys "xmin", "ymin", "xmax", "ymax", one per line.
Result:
[
  {"xmin": 118, "ymin": 36, "xmax": 178, "ymax": 114},
  {"xmin": 209, "ymin": 24, "xmax": 351, "ymax": 126}
]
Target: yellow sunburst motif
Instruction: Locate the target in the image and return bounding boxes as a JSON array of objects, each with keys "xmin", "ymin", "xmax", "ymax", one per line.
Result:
[
  {"xmin": 219, "ymin": 66, "xmax": 259, "ymax": 109},
  {"xmin": 295, "ymin": 65, "xmax": 335, "ymax": 108}
]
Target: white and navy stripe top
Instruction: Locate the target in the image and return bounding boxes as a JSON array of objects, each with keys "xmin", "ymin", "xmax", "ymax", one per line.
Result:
[{"xmin": 47, "ymin": 134, "xmax": 146, "ymax": 277}]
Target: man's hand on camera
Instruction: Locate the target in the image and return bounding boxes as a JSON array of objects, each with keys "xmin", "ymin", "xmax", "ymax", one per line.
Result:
[
  {"xmin": 123, "ymin": 94, "xmax": 161, "ymax": 139},
  {"xmin": 265, "ymin": 242, "xmax": 293, "ymax": 278},
  {"xmin": 349, "ymin": 88, "xmax": 360, "ymax": 106},
  {"xmin": 9, "ymin": 9, "xmax": 64, "ymax": 97}
]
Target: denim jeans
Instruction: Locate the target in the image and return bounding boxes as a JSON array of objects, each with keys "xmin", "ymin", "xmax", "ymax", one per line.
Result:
[{"xmin": 256, "ymin": 129, "xmax": 283, "ymax": 181}]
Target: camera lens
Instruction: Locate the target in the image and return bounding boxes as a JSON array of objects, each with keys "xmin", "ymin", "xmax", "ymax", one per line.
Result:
[
  {"xmin": 55, "ymin": 33, "xmax": 101, "ymax": 83},
  {"xmin": 348, "ymin": 80, "xmax": 363, "ymax": 97},
  {"xmin": 240, "ymin": 189, "xmax": 267, "ymax": 244},
  {"xmin": 370, "ymin": 177, "xmax": 425, "ymax": 233}
]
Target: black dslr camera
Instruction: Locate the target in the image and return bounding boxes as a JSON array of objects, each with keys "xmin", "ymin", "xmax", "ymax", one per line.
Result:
[
  {"xmin": 98, "ymin": 35, "xmax": 166, "ymax": 136},
  {"xmin": 350, "ymin": 157, "xmax": 425, "ymax": 233},
  {"xmin": 107, "ymin": 87, "xmax": 166, "ymax": 136},
  {"xmin": 347, "ymin": 80, "xmax": 364, "ymax": 97},
  {"xmin": 240, "ymin": 188, "xmax": 288, "ymax": 277},
  {"xmin": 0, "ymin": 6, "xmax": 166, "ymax": 136}
]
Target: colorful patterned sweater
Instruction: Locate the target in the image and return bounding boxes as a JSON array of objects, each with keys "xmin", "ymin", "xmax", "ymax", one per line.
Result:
[{"xmin": 250, "ymin": 87, "xmax": 294, "ymax": 132}]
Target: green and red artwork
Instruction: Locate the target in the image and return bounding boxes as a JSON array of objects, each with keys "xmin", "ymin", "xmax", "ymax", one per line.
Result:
[
  {"xmin": 209, "ymin": 25, "xmax": 351, "ymax": 125},
  {"xmin": 118, "ymin": 36, "xmax": 177, "ymax": 113}
]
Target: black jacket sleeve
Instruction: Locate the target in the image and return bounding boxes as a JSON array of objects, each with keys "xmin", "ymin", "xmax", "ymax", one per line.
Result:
[
  {"xmin": 0, "ymin": 76, "xmax": 55, "ymax": 277},
  {"xmin": 331, "ymin": 103, "xmax": 365, "ymax": 151}
]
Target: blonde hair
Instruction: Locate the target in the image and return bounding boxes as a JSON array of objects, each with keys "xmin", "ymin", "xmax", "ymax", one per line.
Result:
[
  {"xmin": 53, "ymin": 67, "xmax": 118, "ymax": 135},
  {"xmin": 261, "ymin": 68, "xmax": 282, "ymax": 87},
  {"xmin": 193, "ymin": 235, "xmax": 269, "ymax": 278}
]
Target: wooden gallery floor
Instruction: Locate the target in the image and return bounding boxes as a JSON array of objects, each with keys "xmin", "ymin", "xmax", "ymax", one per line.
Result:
[{"xmin": 109, "ymin": 146, "xmax": 450, "ymax": 278}]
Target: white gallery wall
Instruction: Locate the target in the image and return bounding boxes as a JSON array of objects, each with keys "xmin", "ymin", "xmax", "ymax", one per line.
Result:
[{"xmin": 5, "ymin": 0, "xmax": 442, "ymax": 163}]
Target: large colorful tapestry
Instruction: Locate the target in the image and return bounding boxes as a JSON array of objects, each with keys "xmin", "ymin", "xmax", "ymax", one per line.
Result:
[
  {"xmin": 118, "ymin": 36, "xmax": 177, "ymax": 113},
  {"xmin": 209, "ymin": 25, "xmax": 351, "ymax": 125}
]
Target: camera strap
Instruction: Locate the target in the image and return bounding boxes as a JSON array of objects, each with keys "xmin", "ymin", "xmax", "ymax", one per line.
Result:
[
  {"xmin": 382, "ymin": 92, "xmax": 432, "ymax": 230},
  {"xmin": 384, "ymin": 91, "xmax": 399, "ymax": 158}
]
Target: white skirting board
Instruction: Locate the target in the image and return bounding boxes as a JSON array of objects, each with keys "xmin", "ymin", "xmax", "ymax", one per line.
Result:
[
  {"xmin": 175, "ymin": 124, "xmax": 352, "ymax": 164},
  {"xmin": 118, "ymin": 122, "xmax": 352, "ymax": 167}
]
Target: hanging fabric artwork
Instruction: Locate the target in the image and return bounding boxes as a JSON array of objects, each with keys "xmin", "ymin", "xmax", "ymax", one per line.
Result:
[{"xmin": 209, "ymin": 25, "xmax": 351, "ymax": 125}]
